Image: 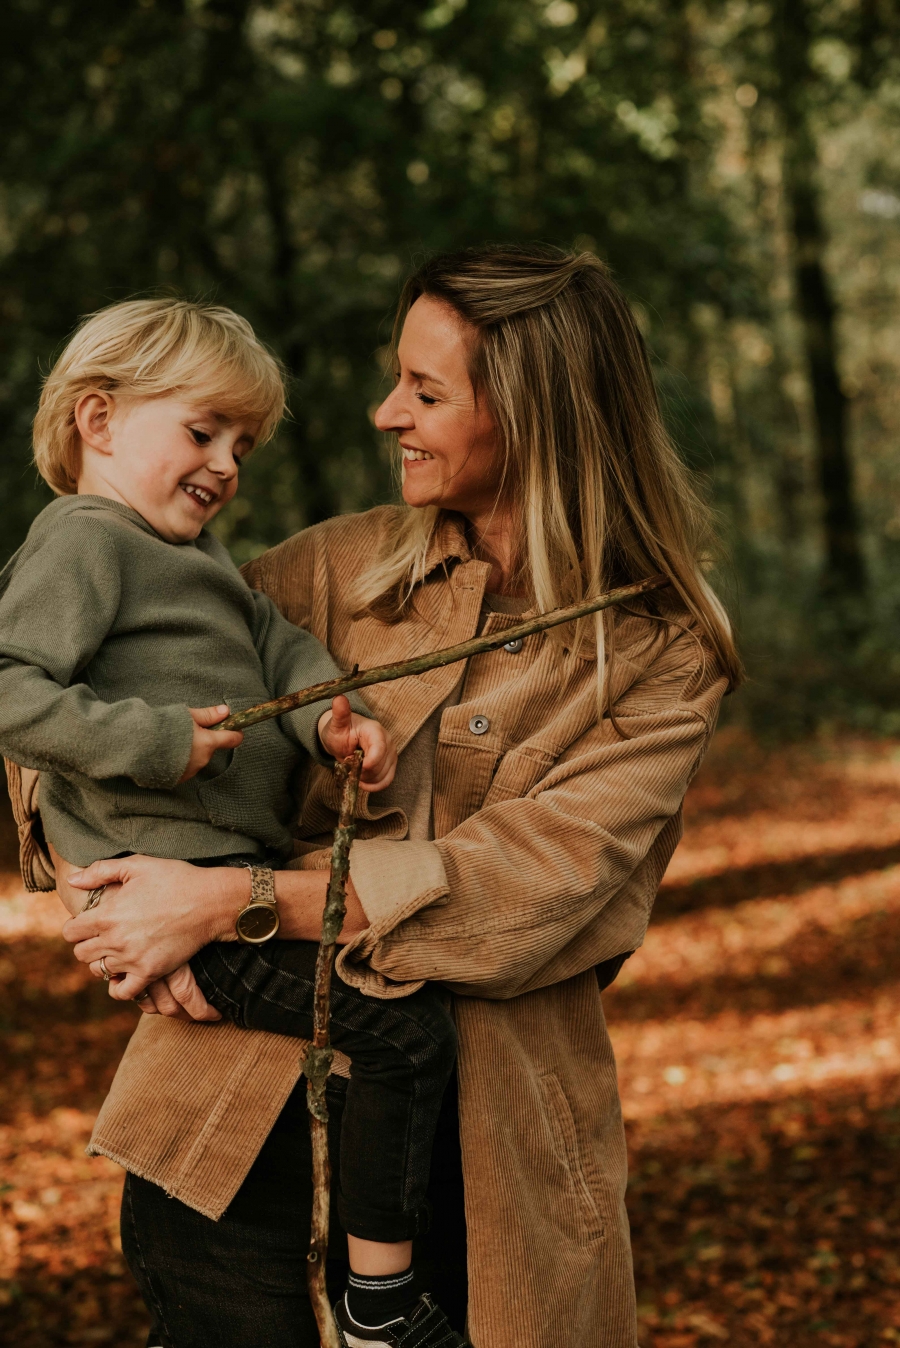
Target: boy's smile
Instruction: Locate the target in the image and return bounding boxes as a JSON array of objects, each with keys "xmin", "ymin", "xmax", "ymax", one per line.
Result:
[
  {"xmin": 180, "ymin": 482, "xmax": 220, "ymax": 508},
  {"xmin": 74, "ymin": 392, "xmax": 260, "ymax": 543}
]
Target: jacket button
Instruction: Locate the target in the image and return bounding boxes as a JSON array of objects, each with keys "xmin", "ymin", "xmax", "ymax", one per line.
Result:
[
  {"xmin": 468, "ymin": 715, "xmax": 490, "ymax": 735},
  {"xmin": 503, "ymin": 637, "xmax": 524, "ymax": 653}
]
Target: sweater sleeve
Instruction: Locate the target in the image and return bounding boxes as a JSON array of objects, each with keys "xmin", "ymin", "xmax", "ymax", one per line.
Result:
[
  {"xmin": 248, "ymin": 589, "xmax": 369, "ymax": 764},
  {"xmin": 0, "ymin": 516, "xmax": 193, "ymax": 787}
]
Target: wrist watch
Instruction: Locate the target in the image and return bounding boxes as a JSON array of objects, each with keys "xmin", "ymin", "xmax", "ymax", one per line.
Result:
[{"xmin": 235, "ymin": 864, "xmax": 280, "ymax": 944}]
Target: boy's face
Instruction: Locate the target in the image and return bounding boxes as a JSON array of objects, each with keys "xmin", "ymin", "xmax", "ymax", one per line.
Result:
[{"xmin": 75, "ymin": 393, "xmax": 259, "ymax": 543}]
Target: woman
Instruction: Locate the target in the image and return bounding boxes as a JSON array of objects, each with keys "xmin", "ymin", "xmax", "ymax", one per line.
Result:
[{"xmin": 41, "ymin": 245, "xmax": 739, "ymax": 1348}]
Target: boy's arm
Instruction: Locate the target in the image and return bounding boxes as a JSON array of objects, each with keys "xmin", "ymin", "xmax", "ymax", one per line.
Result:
[
  {"xmin": 248, "ymin": 589, "xmax": 369, "ymax": 762},
  {"xmin": 0, "ymin": 518, "xmax": 193, "ymax": 787}
]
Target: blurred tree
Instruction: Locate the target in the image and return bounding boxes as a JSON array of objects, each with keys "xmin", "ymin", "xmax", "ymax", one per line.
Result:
[
  {"xmin": 724, "ymin": 0, "xmax": 899, "ymax": 605},
  {"xmin": 1, "ymin": 0, "xmax": 898, "ymax": 731},
  {"xmin": 774, "ymin": 0, "xmax": 866, "ymax": 600},
  {"xmin": 0, "ymin": 0, "xmax": 738, "ymax": 565}
]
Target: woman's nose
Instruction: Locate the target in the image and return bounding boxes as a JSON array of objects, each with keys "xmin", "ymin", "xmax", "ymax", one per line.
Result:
[{"xmin": 374, "ymin": 385, "xmax": 413, "ymax": 433}]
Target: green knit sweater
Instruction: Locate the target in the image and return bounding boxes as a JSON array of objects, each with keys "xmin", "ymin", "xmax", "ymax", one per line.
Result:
[{"xmin": 0, "ymin": 495, "xmax": 363, "ymax": 866}]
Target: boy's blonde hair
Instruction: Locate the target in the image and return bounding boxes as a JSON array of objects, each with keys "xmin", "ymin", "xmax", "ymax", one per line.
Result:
[{"xmin": 34, "ymin": 298, "xmax": 286, "ymax": 495}]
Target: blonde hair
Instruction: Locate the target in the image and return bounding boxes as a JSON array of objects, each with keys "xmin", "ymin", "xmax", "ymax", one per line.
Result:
[
  {"xmin": 357, "ymin": 244, "xmax": 741, "ymax": 697},
  {"xmin": 34, "ymin": 298, "xmax": 286, "ymax": 495}
]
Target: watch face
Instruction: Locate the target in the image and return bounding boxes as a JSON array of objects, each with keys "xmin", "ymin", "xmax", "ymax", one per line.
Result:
[{"xmin": 236, "ymin": 904, "xmax": 280, "ymax": 943}]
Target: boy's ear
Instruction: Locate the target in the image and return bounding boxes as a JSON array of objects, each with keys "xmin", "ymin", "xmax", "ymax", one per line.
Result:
[{"xmin": 74, "ymin": 390, "xmax": 116, "ymax": 455}]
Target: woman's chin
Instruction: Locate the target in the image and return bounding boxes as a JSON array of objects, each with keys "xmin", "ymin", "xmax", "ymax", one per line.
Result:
[{"xmin": 401, "ymin": 477, "xmax": 447, "ymax": 511}]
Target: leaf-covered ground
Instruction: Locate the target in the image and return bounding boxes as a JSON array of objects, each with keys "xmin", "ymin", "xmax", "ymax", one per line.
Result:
[{"xmin": 2, "ymin": 731, "xmax": 900, "ymax": 1345}]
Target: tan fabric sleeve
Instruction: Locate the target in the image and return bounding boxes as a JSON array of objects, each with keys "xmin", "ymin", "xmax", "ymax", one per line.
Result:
[
  {"xmin": 334, "ymin": 839, "xmax": 451, "ymax": 996},
  {"xmin": 4, "ymin": 758, "xmax": 55, "ymax": 891},
  {"xmin": 338, "ymin": 632, "xmax": 726, "ymax": 1001}
]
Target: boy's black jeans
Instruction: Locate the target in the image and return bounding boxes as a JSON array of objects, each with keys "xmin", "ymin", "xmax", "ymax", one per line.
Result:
[{"xmin": 190, "ymin": 939, "xmax": 458, "ymax": 1243}]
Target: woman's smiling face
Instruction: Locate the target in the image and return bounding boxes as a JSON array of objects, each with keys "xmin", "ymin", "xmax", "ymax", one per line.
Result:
[{"xmin": 374, "ymin": 295, "xmax": 505, "ymax": 519}]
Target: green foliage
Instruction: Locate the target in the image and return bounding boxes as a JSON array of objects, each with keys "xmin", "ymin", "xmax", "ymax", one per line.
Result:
[
  {"xmin": 1, "ymin": 0, "xmax": 898, "ymax": 732},
  {"xmin": 0, "ymin": 0, "xmax": 738, "ymax": 560}
]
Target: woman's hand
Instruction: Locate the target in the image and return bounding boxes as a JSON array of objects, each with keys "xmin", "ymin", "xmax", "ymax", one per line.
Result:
[
  {"xmin": 58, "ymin": 849, "xmax": 364, "ymax": 1005},
  {"xmin": 62, "ymin": 853, "xmax": 246, "ymax": 1001},
  {"xmin": 132, "ymin": 964, "xmax": 222, "ymax": 1021},
  {"xmin": 317, "ymin": 695, "xmax": 397, "ymax": 791},
  {"xmin": 49, "ymin": 842, "xmax": 99, "ymax": 918}
]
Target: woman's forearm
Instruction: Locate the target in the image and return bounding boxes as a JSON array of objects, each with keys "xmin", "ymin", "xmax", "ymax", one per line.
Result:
[
  {"xmin": 271, "ymin": 868, "xmax": 367, "ymax": 944},
  {"xmin": 60, "ymin": 850, "xmax": 369, "ymax": 991},
  {"xmin": 191, "ymin": 864, "xmax": 367, "ymax": 945}
]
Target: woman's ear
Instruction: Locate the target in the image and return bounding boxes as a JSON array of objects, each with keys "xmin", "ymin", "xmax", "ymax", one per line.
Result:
[{"xmin": 74, "ymin": 390, "xmax": 116, "ymax": 455}]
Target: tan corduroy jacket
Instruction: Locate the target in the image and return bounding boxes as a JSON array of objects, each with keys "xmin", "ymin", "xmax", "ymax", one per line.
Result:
[{"xmin": 13, "ymin": 507, "xmax": 727, "ymax": 1348}]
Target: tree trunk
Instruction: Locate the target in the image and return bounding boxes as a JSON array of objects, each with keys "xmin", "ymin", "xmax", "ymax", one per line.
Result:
[{"xmin": 774, "ymin": 0, "xmax": 866, "ymax": 598}]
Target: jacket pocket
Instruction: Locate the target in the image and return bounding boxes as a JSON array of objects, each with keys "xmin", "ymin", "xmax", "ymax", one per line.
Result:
[
  {"xmin": 537, "ymin": 1071, "xmax": 605, "ymax": 1243},
  {"xmin": 482, "ymin": 745, "xmax": 556, "ymax": 805}
]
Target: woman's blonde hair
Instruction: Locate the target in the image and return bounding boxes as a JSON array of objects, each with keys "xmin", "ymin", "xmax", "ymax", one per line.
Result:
[
  {"xmin": 357, "ymin": 244, "xmax": 741, "ymax": 695},
  {"xmin": 34, "ymin": 298, "xmax": 286, "ymax": 495}
]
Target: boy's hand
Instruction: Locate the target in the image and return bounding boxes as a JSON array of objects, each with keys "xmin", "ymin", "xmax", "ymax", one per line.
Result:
[
  {"xmin": 318, "ymin": 695, "xmax": 397, "ymax": 791},
  {"xmin": 178, "ymin": 704, "xmax": 243, "ymax": 783}
]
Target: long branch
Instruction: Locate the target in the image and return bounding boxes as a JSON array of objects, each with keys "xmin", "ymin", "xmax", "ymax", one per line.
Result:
[
  {"xmin": 219, "ymin": 574, "xmax": 668, "ymax": 731},
  {"xmin": 304, "ymin": 749, "xmax": 363, "ymax": 1348}
]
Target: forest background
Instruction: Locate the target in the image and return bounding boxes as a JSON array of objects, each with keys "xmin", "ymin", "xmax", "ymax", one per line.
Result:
[
  {"xmin": 2, "ymin": 0, "xmax": 899, "ymax": 735},
  {"xmin": 3, "ymin": 5, "xmax": 900, "ymax": 1346}
]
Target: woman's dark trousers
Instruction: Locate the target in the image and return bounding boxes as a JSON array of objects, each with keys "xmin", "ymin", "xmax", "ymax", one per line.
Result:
[{"xmin": 121, "ymin": 1071, "xmax": 468, "ymax": 1348}]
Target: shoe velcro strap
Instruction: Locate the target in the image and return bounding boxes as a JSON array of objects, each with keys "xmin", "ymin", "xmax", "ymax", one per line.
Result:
[{"xmin": 396, "ymin": 1302, "xmax": 463, "ymax": 1348}]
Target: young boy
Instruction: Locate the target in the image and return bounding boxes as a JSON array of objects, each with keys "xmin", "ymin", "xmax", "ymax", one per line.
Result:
[{"xmin": 0, "ymin": 299, "xmax": 463, "ymax": 1348}]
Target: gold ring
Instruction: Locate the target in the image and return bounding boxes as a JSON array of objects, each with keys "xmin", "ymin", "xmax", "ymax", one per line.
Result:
[{"xmin": 99, "ymin": 956, "xmax": 112, "ymax": 982}]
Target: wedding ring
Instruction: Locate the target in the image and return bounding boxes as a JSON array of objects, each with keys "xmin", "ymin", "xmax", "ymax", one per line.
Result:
[
  {"xmin": 133, "ymin": 990, "xmax": 151, "ymax": 1003},
  {"xmin": 80, "ymin": 886, "xmax": 107, "ymax": 913},
  {"xmin": 99, "ymin": 956, "xmax": 112, "ymax": 982}
]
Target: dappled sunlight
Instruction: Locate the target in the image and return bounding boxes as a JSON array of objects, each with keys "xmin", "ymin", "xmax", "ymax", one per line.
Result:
[
  {"xmin": 2, "ymin": 735, "xmax": 900, "ymax": 1344},
  {"xmin": 604, "ymin": 734, "xmax": 900, "ymax": 1346},
  {"xmin": 663, "ymin": 731, "xmax": 900, "ymax": 883},
  {"xmin": 615, "ymin": 993, "xmax": 900, "ymax": 1117}
]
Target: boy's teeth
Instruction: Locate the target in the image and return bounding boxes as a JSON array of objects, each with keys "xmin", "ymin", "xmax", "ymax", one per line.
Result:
[{"xmin": 183, "ymin": 484, "xmax": 215, "ymax": 504}]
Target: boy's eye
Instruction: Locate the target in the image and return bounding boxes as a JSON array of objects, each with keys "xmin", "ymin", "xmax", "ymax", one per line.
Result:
[{"xmin": 189, "ymin": 427, "xmax": 212, "ymax": 446}]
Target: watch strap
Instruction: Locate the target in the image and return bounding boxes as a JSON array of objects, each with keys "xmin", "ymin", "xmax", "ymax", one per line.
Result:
[{"xmin": 244, "ymin": 863, "xmax": 276, "ymax": 907}]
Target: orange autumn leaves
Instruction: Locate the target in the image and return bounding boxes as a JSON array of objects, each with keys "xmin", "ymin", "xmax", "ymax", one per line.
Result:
[
  {"xmin": 607, "ymin": 732, "xmax": 900, "ymax": 1346},
  {"xmin": 2, "ymin": 731, "xmax": 900, "ymax": 1345}
]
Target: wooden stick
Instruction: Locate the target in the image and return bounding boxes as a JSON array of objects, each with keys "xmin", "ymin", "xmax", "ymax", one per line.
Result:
[
  {"xmin": 304, "ymin": 748, "xmax": 364, "ymax": 1348},
  {"xmin": 219, "ymin": 574, "xmax": 668, "ymax": 732}
]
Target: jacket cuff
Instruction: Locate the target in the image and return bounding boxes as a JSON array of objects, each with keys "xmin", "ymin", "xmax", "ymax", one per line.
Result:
[{"xmin": 335, "ymin": 839, "xmax": 450, "ymax": 999}]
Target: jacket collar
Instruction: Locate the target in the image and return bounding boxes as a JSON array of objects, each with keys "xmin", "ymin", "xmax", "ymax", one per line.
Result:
[{"xmin": 421, "ymin": 511, "xmax": 473, "ymax": 578}]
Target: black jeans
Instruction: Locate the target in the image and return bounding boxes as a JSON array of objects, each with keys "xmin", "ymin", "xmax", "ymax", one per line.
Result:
[
  {"xmin": 122, "ymin": 1071, "xmax": 468, "ymax": 1348},
  {"xmin": 189, "ymin": 940, "xmax": 458, "ymax": 1242}
]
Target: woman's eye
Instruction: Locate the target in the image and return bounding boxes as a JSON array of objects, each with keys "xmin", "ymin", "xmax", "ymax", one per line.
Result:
[
  {"xmin": 415, "ymin": 391, "xmax": 438, "ymax": 406},
  {"xmin": 190, "ymin": 427, "xmax": 212, "ymax": 446}
]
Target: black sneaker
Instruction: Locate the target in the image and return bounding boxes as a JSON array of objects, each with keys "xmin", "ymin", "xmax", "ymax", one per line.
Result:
[{"xmin": 333, "ymin": 1291, "xmax": 468, "ymax": 1347}]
